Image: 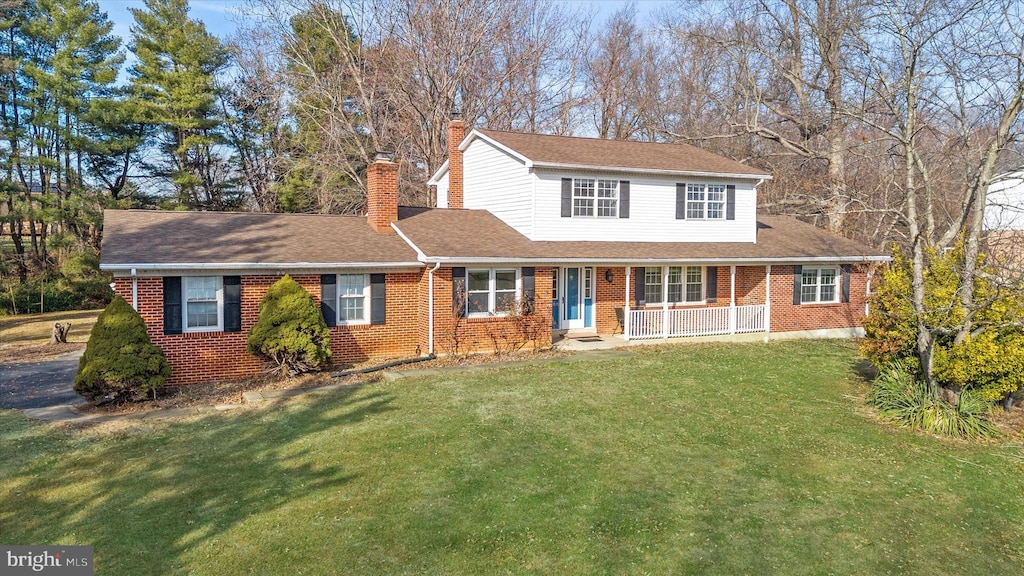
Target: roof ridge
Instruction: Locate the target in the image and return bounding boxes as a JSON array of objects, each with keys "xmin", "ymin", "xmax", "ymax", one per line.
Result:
[{"xmin": 477, "ymin": 128, "xmax": 699, "ymax": 149}]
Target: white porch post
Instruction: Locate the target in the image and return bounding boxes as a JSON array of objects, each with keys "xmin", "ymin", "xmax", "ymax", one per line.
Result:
[
  {"xmin": 662, "ymin": 267, "xmax": 669, "ymax": 339},
  {"xmin": 765, "ymin": 264, "xmax": 772, "ymax": 336},
  {"xmin": 729, "ymin": 265, "xmax": 736, "ymax": 334},
  {"xmin": 624, "ymin": 265, "xmax": 631, "ymax": 341}
]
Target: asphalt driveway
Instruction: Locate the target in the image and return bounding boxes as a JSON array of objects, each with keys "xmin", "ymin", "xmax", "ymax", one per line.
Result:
[{"xmin": 0, "ymin": 350, "xmax": 84, "ymax": 409}]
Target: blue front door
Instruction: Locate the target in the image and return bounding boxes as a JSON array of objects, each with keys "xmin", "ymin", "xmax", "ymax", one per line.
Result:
[{"xmin": 560, "ymin": 267, "xmax": 585, "ymax": 329}]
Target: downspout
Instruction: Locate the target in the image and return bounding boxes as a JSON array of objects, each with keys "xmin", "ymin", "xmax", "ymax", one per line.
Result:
[
  {"xmin": 131, "ymin": 268, "xmax": 138, "ymax": 311},
  {"xmin": 865, "ymin": 266, "xmax": 873, "ymax": 318},
  {"xmin": 427, "ymin": 261, "xmax": 441, "ymax": 355}
]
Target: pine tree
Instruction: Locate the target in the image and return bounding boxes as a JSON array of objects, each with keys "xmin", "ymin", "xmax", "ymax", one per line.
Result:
[{"xmin": 128, "ymin": 0, "xmax": 234, "ymax": 210}]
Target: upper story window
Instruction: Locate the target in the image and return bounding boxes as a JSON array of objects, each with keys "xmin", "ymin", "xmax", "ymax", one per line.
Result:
[
  {"xmin": 467, "ymin": 268, "xmax": 518, "ymax": 316},
  {"xmin": 573, "ymin": 178, "xmax": 618, "ymax": 217},
  {"xmin": 184, "ymin": 276, "xmax": 222, "ymax": 331},
  {"xmin": 338, "ymin": 274, "xmax": 370, "ymax": 324},
  {"xmin": 801, "ymin": 267, "xmax": 838, "ymax": 304},
  {"xmin": 645, "ymin": 266, "xmax": 705, "ymax": 305},
  {"xmin": 686, "ymin": 183, "xmax": 726, "ymax": 220}
]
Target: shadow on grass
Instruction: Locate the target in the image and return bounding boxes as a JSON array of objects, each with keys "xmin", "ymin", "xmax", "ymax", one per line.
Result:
[
  {"xmin": 0, "ymin": 386, "xmax": 395, "ymax": 571},
  {"xmin": 852, "ymin": 358, "xmax": 877, "ymax": 383}
]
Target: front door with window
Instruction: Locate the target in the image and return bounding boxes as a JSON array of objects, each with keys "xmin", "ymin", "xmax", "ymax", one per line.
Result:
[{"xmin": 558, "ymin": 267, "xmax": 592, "ymax": 330}]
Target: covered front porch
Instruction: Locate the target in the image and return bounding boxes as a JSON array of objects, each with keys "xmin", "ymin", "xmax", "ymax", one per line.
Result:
[{"xmin": 551, "ymin": 264, "xmax": 773, "ymax": 341}]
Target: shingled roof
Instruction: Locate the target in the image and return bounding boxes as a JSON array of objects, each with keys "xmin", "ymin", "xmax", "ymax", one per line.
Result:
[
  {"xmin": 472, "ymin": 129, "xmax": 771, "ymax": 178},
  {"xmin": 101, "ymin": 210, "xmax": 420, "ymax": 270},
  {"xmin": 393, "ymin": 208, "xmax": 887, "ymax": 263}
]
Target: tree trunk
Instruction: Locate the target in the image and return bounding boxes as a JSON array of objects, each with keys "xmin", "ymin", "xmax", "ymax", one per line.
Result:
[{"xmin": 50, "ymin": 322, "xmax": 71, "ymax": 344}]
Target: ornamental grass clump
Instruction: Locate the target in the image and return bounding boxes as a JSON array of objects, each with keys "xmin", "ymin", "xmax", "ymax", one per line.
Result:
[
  {"xmin": 868, "ymin": 361, "xmax": 999, "ymax": 440},
  {"xmin": 74, "ymin": 295, "xmax": 170, "ymax": 403},
  {"xmin": 247, "ymin": 275, "xmax": 332, "ymax": 377}
]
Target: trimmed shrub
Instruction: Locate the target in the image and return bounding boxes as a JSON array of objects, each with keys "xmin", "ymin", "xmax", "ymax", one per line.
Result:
[
  {"xmin": 868, "ymin": 362, "xmax": 999, "ymax": 439},
  {"xmin": 247, "ymin": 275, "xmax": 332, "ymax": 377},
  {"xmin": 75, "ymin": 295, "xmax": 170, "ymax": 402}
]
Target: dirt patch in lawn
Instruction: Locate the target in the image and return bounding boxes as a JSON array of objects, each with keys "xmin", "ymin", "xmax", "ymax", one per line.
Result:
[
  {"xmin": 991, "ymin": 403, "xmax": 1024, "ymax": 441},
  {"xmin": 77, "ymin": 349, "xmax": 570, "ymax": 416}
]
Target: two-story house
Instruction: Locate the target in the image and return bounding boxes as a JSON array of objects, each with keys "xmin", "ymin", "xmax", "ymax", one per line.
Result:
[{"xmin": 101, "ymin": 118, "xmax": 888, "ymax": 385}]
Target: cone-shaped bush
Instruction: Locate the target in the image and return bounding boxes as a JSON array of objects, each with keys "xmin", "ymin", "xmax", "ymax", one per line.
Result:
[
  {"xmin": 247, "ymin": 275, "xmax": 332, "ymax": 376},
  {"xmin": 75, "ymin": 295, "xmax": 170, "ymax": 402}
]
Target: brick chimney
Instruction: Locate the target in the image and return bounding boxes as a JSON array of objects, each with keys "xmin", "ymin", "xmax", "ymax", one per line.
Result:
[
  {"xmin": 367, "ymin": 151, "xmax": 398, "ymax": 233},
  {"xmin": 448, "ymin": 112, "xmax": 465, "ymax": 209}
]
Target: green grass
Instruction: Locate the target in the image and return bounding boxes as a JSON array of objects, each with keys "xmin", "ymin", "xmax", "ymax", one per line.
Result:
[{"xmin": 1, "ymin": 340, "xmax": 1022, "ymax": 574}]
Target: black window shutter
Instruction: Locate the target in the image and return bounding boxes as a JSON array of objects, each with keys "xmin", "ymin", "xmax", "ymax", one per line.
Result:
[
  {"xmin": 223, "ymin": 276, "xmax": 242, "ymax": 332},
  {"xmin": 561, "ymin": 178, "xmax": 573, "ymax": 218},
  {"xmin": 163, "ymin": 276, "xmax": 182, "ymax": 335},
  {"xmin": 706, "ymin": 266, "xmax": 718, "ymax": 303},
  {"xmin": 619, "ymin": 181, "xmax": 630, "ymax": 218},
  {"xmin": 793, "ymin": 265, "xmax": 803, "ymax": 305},
  {"xmin": 676, "ymin": 184, "xmax": 686, "ymax": 219},
  {"xmin": 840, "ymin": 264, "xmax": 852, "ymax": 303},
  {"xmin": 726, "ymin": 185, "xmax": 736, "ymax": 220},
  {"xmin": 452, "ymin": 267, "xmax": 467, "ymax": 317},
  {"xmin": 521, "ymin": 267, "xmax": 535, "ymax": 314},
  {"xmin": 634, "ymin": 267, "xmax": 646, "ymax": 305},
  {"xmin": 321, "ymin": 274, "xmax": 337, "ymax": 327},
  {"xmin": 370, "ymin": 273, "xmax": 386, "ymax": 325}
]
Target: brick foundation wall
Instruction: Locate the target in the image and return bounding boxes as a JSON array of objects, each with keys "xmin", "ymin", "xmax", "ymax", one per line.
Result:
[{"xmin": 116, "ymin": 272, "xmax": 423, "ymax": 386}]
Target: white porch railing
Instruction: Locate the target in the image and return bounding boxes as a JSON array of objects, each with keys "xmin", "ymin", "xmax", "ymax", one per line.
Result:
[{"xmin": 628, "ymin": 304, "xmax": 766, "ymax": 340}]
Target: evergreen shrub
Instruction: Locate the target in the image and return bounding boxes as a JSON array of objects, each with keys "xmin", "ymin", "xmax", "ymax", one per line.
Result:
[
  {"xmin": 247, "ymin": 275, "xmax": 332, "ymax": 376},
  {"xmin": 74, "ymin": 295, "xmax": 170, "ymax": 402}
]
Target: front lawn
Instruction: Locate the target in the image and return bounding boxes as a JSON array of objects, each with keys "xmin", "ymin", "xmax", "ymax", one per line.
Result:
[{"xmin": 1, "ymin": 340, "xmax": 1021, "ymax": 574}]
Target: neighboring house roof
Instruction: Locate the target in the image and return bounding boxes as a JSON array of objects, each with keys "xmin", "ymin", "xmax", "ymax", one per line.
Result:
[
  {"xmin": 986, "ymin": 169, "xmax": 1024, "ymax": 231},
  {"xmin": 393, "ymin": 208, "xmax": 887, "ymax": 264},
  {"xmin": 429, "ymin": 129, "xmax": 771, "ymax": 184},
  {"xmin": 100, "ymin": 210, "xmax": 421, "ymax": 271}
]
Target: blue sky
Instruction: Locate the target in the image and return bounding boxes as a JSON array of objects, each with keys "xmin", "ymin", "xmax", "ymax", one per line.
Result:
[{"xmin": 96, "ymin": 0, "xmax": 669, "ymax": 45}]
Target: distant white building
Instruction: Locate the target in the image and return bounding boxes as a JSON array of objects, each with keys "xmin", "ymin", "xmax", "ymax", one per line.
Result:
[{"xmin": 986, "ymin": 169, "xmax": 1024, "ymax": 230}]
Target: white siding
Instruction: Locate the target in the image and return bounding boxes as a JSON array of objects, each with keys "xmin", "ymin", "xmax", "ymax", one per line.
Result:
[
  {"xmin": 530, "ymin": 169, "xmax": 759, "ymax": 243},
  {"xmin": 462, "ymin": 138, "xmax": 533, "ymax": 236},
  {"xmin": 986, "ymin": 170, "xmax": 1024, "ymax": 230},
  {"xmin": 435, "ymin": 172, "xmax": 450, "ymax": 209}
]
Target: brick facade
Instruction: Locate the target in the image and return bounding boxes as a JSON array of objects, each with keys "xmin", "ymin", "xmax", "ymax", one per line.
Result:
[
  {"xmin": 429, "ymin": 267, "xmax": 553, "ymax": 356},
  {"xmin": 116, "ymin": 272, "xmax": 424, "ymax": 386},
  {"xmin": 117, "ymin": 266, "xmax": 555, "ymax": 385},
  {"xmin": 586, "ymin": 263, "xmax": 868, "ymax": 337}
]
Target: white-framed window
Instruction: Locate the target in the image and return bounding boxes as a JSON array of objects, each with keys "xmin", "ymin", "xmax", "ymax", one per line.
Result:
[
  {"xmin": 644, "ymin": 267, "xmax": 663, "ymax": 304},
  {"xmin": 467, "ymin": 268, "xmax": 518, "ymax": 316},
  {"xmin": 584, "ymin": 267, "xmax": 593, "ymax": 299},
  {"xmin": 686, "ymin": 183, "xmax": 726, "ymax": 220},
  {"xmin": 184, "ymin": 276, "xmax": 223, "ymax": 332},
  {"xmin": 644, "ymin": 266, "xmax": 705, "ymax": 304},
  {"xmin": 338, "ymin": 273, "xmax": 370, "ymax": 324},
  {"xmin": 801, "ymin": 267, "xmax": 838, "ymax": 304},
  {"xmin": 573, "ymin": 178, "xmax": 617, "ymax": 217}
]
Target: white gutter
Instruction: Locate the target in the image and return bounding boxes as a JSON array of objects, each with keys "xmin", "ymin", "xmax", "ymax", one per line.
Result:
[
  {"xmin": 412, "ymin": 255, "xmax": 891, "ymax": 265},
  {"xmin": 530, "ymin": 161, "xmax": 772, "ymax": 181},
  {"xmin": 101, "ymin": 261, "xmax": 424, "ymax": 272},
  {"xmin": 427, "ymin": 261, "xmax": 441, "ymax": 355}
]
